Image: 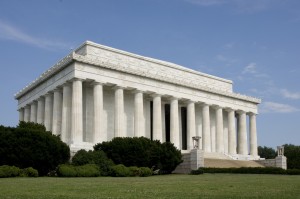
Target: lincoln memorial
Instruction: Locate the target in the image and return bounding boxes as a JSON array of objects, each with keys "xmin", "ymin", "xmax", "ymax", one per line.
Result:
[{"xmin": 15, "ymin": 41, "xmax": 261, "ymax": 160}]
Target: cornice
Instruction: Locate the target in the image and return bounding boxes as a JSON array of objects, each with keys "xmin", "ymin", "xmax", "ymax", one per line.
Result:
[
  {"xmin": 73, "ymin": 53, "xmax": 261, "ymax": 104},
  {"xmin": 15, "ymin": 41, "xmax": 261, "ymax": 104},
  {"xmin": 14, "ymin": 52, "xmax": 74, "ymax": 99}
]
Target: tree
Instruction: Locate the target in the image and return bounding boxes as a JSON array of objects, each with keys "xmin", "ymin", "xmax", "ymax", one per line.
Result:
[
  {"xmin": 0, "ymin": 122, "xmax": 70, "ymax": 175},
  {"xmin": 283, "ymin": 144, "xmax": 300, "ymax": 169},
  {"xmin": 258, "ymin": 146, "xmax": 276, "ymax": 159}
]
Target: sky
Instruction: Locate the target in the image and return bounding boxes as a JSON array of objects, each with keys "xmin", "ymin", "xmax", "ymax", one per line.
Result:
[{"xmin": 0, "ymin": 0, "xmax": 299, "ymax": 149}]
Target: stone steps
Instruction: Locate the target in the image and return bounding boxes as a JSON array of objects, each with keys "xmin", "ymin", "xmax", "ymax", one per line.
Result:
[
  {"xmin": 204, "ymin": 158, "xmax": 265, "ymax": 168},
  {"xmin": 203, "ymin": 152, "xmax": 232, "ymax": 160}
]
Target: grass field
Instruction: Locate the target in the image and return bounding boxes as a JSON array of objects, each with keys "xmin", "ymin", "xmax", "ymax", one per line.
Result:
[{"xmin": 0, "ymin": 174, "xmax": 299, "ymax": 199}]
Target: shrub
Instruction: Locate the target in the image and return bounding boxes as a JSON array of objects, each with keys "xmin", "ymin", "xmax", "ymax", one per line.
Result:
[
  {"xmin": 201, "ymin": 167, "xmax": 286, "ymax": 174},
  {"xmin": 0, "ymin": 165, "xmax": 21, "ymax": 178},
  {"xmin": 128, "ymin": 166, "xmax": 140, "ymax": 177},
  {"xmin": 286, "ymin": 169, "xmax": 300, "ymax": 175},
  {"xmin": 72, "ymin": 150, "xmax": 114, "ymax": 176},
  {"xmin": 57, "ymin": 164, "xmax": 101, "ymax": 177},
  {"xmin": 20, "ymin": 167, "xmax": 39, "ymax": 177},
  {"xmin": 190, "ymin": 168, "xmax": 204, "ymax": 175},
  {"xmin": 111, "ymin": 164, "xmax": 131, "ymax": 177},
  {"xmin": 139, "ymin": 167, "xmax": 153, "ymax": 177},
  {"xmin": 0, "ymin": 122, "xmax": 70, "ymax": 176},
  {"xmin": 94, "ymin": 137, "xmax": 182, "ymax": 173},
  {"xmin": 75, "ymin": 164, "xmax": 100, "ymax": 177},
  {"xmin": 57, "ymin": 164, "xmax": 77, "ymax": 177}
]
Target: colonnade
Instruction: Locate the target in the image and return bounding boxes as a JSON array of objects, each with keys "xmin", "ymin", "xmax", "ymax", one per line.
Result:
[{"xmin": 18, "ymin": 78, "xmax": 258, "ymax": 156}]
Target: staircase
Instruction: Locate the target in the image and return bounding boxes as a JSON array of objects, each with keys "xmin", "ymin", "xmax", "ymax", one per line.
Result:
[
  {"xmin": 203, "ymin": 152, "xmax": 232, "ymax": 160},
  {"xmin": 204, "ymin": 159, "xmax": 264, "ymax": 168}
]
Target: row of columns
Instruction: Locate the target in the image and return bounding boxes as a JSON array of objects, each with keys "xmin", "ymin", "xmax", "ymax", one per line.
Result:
[{"xmin": 18, "ymin": 78, "xmax": 257, "ymax": 156}]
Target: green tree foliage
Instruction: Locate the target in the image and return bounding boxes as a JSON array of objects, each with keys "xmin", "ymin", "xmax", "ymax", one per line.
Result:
[
  {"xmin": 0, "ymin": 122, "xmax": 70, "ymax": 175},
  {"xmin": 94, "ymin": 137, "xmax": 182, "ymax": 173},
  {"xmin": 72, "ymin": 149, "xmax": 114, "ymax": 176},
  {"xmin": 283, "ymin": 144, "xmax": 300, "ymax": 169},
  {"xmin": 17, "ymin": 121, "xmax": 46, "ymax": 132},
  {"xmin": 258, "ymin": 146, "xmax": 276, "ymax": 159}
]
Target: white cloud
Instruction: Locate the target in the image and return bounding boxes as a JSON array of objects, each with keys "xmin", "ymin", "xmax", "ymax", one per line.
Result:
[
  {"xmin": 260, "ymin": 101, "xmax": 300, "ymax": 113},
  {"xmin": 185, "ymin": 0, "xmax": 225, "ymax": 6},
  {"xmin": 280, "ymin": 89, "xmax": 300, "ymax": 100},
  {"xmin": 216, "ymin": 54, "xmax": 238, "ymax": 65},
  {"xmin": 242, "ymin": 62, "xmax": 257, "ymax": 74},
  {"xmin": 185, "ymin": 0, "xmax": 281, "ymax": 13},
  {"xmin": 0, "ymin": 20, "xmax": 70, "ymax": 50},
  {"xmin": 223, "ymin": 42, "xmax": 235, "ymax": 49}
]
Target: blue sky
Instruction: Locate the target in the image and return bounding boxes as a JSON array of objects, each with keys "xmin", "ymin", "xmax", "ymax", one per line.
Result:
[{"xmin": 0, "ymin": 0, "xmax": 299, "ymax": 148}]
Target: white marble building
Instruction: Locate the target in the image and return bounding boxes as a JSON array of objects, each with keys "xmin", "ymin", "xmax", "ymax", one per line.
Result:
[{"xmin": 15, "ymin": 41, "xmax": 261, "ymax": 160}]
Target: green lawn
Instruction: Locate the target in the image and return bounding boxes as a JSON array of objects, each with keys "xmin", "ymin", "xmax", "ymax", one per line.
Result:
[{"xmin": 0, "ymin": 174, "xmax": 299, "ymax": 199}]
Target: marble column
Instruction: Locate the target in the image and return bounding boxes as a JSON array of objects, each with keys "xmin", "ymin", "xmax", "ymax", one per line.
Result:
[
  {"xmin": 71, "ymin": 79, "xmax": 83, "ymax": 144},
  {"xmin": 114, "ymin": 86, "xmax": 125, "ymax": 137},
  {"xmin": 170, "ymin": 97, "xmax": 180, "ymax": 149},
  {"xmin": 227, "ymin": 108, "xmax": 237, "ymax": 155},
  {"xmin": 37, "ymin": 97, "xmax": 45, "ymax": 124},
  {"xmin": 30, "ymin": 102, "xmax": 37, "ymax": 123},
  {"xmin": 187, "ymin": 101, "xmax": 196, "ymax": 150},
  {"xmin": 134, "ymin": 90, "xmax": 144, "ymax": 137},
  {"xmin": 52, "ymin": 89, "xmax": 63, "ymax": 135},
  {"xmin": 152, "ymin": 94, "xmax": 162, "ymax": 142},
  {"xmin": 44, "ymin": 93, "xmax": 53, "ymax": 131},
  {"xmin": 93, "ymin": 82, "xmax": 104, "ymax": 143},
  {"xmin": 237, "ymin": 111, "xmax": 248, "ymax": 155},
  {"xmin": 24, "ymin": 105, "xmax": 30, "ymax": 122},
  {"xmin": 61, "ymin": 83, "xmax": 72, "ymax": 143},
  {"xmin": 18, "ymin": 108, "xmax": 24, "ymax": 121},
  {"xmin": 249, "ymin": 113, "xmax": 258, "ymax": 156},
  {"xmin": 215, "ymin": 106, "xmax": 224, "ymax": 153},
  {"xmin": 202, "ymin": 103, "xmax": 211, "ymax": 152}
]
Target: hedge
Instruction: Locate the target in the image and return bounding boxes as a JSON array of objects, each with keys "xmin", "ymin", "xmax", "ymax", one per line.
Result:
[
  {"xmin": 191, "ymin": 167, "xmax": 300, "ymax": 175},
  {"xmin": 57, "ymin": 164, "xmax": 100, "ymax": 177},
  {"xmin": 110, "ymin": 164, "xmax": 153, "ymax": 177},
  {"xmin": 0, "ymin": 165, "xmax": 38, "ymax": 178}
]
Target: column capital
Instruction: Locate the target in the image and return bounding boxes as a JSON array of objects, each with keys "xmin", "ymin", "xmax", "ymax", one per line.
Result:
[
  {"xmin": 62, "ymin": 81, "xmax": 72, "ymax": 87},
  {"xmin": 199, "ymin": 102, "xmax": 212, "ymax": 107},
  {"xmin": 169, "ymin": 96, "xmax": 179, "ymax": 101},
  {"xmin": 224, "ymin": 107, "xmax": 235, "ymax": 112},
  {"xmin": 150, "ymin": 93, "xmax": 162, "ymax": 98},
  {"xmin": 29, "ymin": 100, "xmax": 37, "ymax": 105},
  {"xmin": 181, "ymin": 99, "xmax": 195, "ymax": 105},
  {"xmin": 69, "ymin": 77, "xmax": 84, "ymax": 83},
  {"xmin": 91, "ymin": 80, "xmax": 105, "ymax": 86},
  {"xmin": 236, "ymin": 110, "xmax": 246, "ymax": 114},
  {"xmin": 113, "ymin": 85, "xmax": 125, "ymax": 90},
  {"xmin": 211, "ymin": 105, "xmax": 223, "ymax": 110},
  {"xmin": 37, "ymin": 96, "xmax": 45, "ymax": 101},
  {"xmin": 248, "ymin": 112, "xmax": 257, "ymax": 116},
  {"xmin": 53, "ymin": 88, "xmax": 62, "ymax": 93},
  {"xmin": 131, "ymin": 89, "xmax": 144, "ymax": 94},
  {"xmin": 44, "ymin": 92, "xmax": 53, "ymax": 97}
]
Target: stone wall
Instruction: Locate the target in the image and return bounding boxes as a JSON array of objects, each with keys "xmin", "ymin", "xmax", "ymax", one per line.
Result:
[
  {"xmin": 173, "ymin": 149, "xmax": 204, "ymax": 174},
  {"xmin": 255, "ymin": 156, "xmax": 287, "ymax": 170}
]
